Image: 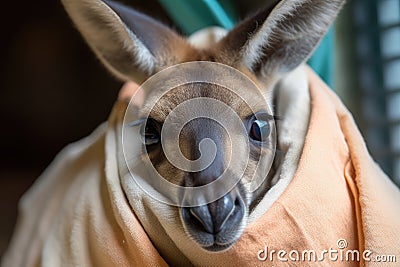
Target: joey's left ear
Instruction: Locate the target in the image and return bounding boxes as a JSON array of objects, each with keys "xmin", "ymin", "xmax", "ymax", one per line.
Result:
[
  {"xmin": 217, "ymin": 0, "xmax": 345, "ymax": 80},
  {"xmin": 61, "ymin": 0, "xmax": 196, "ymax": 83}
]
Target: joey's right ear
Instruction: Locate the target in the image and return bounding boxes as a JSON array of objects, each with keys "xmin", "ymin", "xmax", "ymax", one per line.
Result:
[
  {"xmin": 217, "ymin": 0, "xmax": 345, "ymax": 82},
  {"xmin": 61, "ymin": 0, "xmax": 196, "ymax": 83}
]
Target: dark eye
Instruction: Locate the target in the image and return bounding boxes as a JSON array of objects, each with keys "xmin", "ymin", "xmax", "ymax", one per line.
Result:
[
  {"xmin": 249, "ymin": 119, "xmax": 270, "ymax": 142},
  {"xmin": 142, "ymin": 119, "xmax": 160, "ymax": 146}
]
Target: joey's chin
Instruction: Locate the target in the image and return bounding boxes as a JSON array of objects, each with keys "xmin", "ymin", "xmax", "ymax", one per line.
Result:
[
  {"xmin": 184, "ymin": 227, "xmax": 244, "ymax": 253},
  {"xmin": 201, "ymin": 241, "xmax": 237, "ymax": 252}
]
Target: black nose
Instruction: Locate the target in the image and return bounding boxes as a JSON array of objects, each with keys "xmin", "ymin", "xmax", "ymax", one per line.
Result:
[{"xmin": 187, "ymin": 194, "xmax": 243, "ymax": 234}]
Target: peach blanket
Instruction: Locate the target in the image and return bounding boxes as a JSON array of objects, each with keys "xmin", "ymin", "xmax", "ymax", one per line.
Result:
[{"xmin": 2, "ymin": 68, "xmax": 399, "ymax": 266}]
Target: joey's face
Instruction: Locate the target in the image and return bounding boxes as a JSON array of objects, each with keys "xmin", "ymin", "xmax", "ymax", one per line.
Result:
[{"xmin": 126, "ymin": 67, "xmax": 276, "ymax": 252}]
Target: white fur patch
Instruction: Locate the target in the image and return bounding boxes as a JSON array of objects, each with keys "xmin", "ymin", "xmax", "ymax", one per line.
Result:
[{"xmin": 188, "ymin": 27, "xmax": 228, "ymax": 49}]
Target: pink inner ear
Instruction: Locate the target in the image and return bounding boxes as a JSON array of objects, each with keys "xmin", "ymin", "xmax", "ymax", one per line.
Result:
[{"xmin": 118, "ymin": 82, "xmax": 140, "ymax": 102}]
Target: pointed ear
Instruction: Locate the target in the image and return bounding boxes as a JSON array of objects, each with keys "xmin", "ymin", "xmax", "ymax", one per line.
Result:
[
  {"xmin": 218, "ymin": 0, "xmax": 345, "ymax": 80},
  {"xmin": 61, "ymin": 0, "xmax": 195, "ymax": 83}
]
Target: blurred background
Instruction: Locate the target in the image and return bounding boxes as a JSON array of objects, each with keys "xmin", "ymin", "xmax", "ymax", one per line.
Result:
[{"xmin": 0, "ymin": 0, "xmax": 399, "ymax": 256}]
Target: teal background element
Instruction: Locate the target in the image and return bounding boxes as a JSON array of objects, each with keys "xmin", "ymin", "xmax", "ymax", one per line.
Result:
[
  {"xmin": 158, "ymin": 0, "xmax": 335, "ymax": 88},
  {"xmin": 308, "ymin": 28, "xmax": 335, "ymax": 87},
  {"xmin": 158, "ymin": 0, "xmax": 237, "ymax": 33}
]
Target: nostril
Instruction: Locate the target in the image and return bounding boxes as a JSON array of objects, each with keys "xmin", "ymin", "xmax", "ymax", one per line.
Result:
[
  {"xmin": 234, "ymin": 197, "xmax": 240, "ymax": 207},
  {"xmin": 188, "ymin": 206, "xmax": 214, "ymax": 234}
]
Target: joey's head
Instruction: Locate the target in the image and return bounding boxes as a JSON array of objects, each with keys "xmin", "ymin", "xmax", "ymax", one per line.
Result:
[
  {"xmin": 132, "ymin": 71, "xmax": 276, "ymax": 251},
  {"xmin": 62, "ymin": 0, "xmax": 345, "ymax": 252}
]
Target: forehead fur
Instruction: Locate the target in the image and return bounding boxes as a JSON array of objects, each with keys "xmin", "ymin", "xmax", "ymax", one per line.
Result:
[{"xmin": 140, "ymin": 82, "xmax": 269, "ymax": 122}]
